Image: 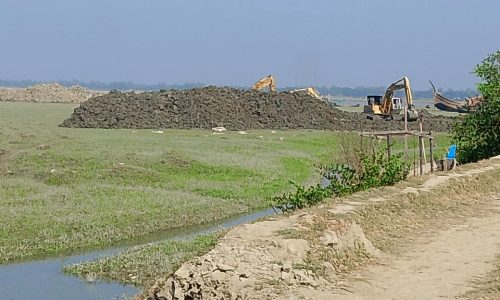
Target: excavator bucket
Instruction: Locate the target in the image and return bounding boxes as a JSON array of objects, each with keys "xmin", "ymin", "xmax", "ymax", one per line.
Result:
[{"xmin": 407, "ymin": 109, "xmax": 419, "ymax": 121}]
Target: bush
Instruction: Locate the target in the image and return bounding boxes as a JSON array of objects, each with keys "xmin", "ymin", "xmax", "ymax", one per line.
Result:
[
  {"xmin": 270, "ymin": 147, "xmax": 410, "ymax": 213},
  {"xmin": 452, "ymin": 51, "xmax": 500, "ymax": 163}
]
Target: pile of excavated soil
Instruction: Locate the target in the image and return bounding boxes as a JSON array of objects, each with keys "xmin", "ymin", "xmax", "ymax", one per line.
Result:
[
  {"xmin": 0, "ymin": 83, "xmax": 104, "ymax": 103},
  {"xmin": 61, "ymin": 86, "xmax": 455, "ymax": 132}
]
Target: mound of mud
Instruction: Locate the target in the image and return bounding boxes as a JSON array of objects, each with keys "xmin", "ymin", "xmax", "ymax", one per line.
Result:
[
  {"xmin": 61, "ymin": 86, "xmax": 454, "ymax": 132},
  {"xmin": 0, "ymin": 83, "xmax": 104, "ymax": 103}
]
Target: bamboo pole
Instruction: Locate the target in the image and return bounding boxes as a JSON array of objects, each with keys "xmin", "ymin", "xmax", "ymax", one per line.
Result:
[
  {"xmin": 429, "ymin": 132, "xmax": 434, "ymax": 172},
  {"xmin": 404, "ymin": 106, "xmax": 408, "ymax": 161},
  {"xmin": 419, "ymin": 135, "xmax": 424, "ymax": 175},
  {"xmin": 386, "ymin": 135, "xmax": 391, "ymax": 162},
  {"xmin": 419, "ymin": 113, "xmax": 427, "ymax": 173}
]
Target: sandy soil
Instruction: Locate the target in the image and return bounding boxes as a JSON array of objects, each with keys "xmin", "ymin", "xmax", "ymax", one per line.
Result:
[
  {"xmin": 0, "ymin": 83, "xmax": 104, "ymax": 103},
  {"xmin": 303, "ymin": 196, "xmax": 500, "ymax": 300},
  {"xmin": 141, "ymin": 156, "xmax": 500, "ymax": 300}
]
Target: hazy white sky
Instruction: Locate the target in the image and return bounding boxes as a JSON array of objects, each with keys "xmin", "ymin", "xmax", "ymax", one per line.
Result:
[{"xmin": 1, "ymin": 0, "xmax": 498, "ymax": 90}]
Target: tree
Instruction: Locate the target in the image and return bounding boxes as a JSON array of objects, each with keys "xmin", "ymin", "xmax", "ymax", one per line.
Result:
[{"xmin": 452, "ymin": 50, "xmax": 500, "ymax": 163}]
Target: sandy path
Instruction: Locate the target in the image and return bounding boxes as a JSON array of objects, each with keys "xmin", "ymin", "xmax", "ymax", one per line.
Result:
[{"xmin": 322, "ymin": 197, "xmax": 500, "ymax": 300}]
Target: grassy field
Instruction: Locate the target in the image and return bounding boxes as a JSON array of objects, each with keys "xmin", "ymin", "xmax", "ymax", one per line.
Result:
[
  {"xmin": 0, "ymin": 101, "xmax": 450, "ymax": 264},
  {"xmin": 65, "ymin": 154, "xmax": 498, "ymax": 291},
  {"xmin": 64, "ymin": 234, "xmax": 219, "ymax": 288}
]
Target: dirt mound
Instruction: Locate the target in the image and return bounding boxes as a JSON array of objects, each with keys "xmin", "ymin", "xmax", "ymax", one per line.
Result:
[
  {"xmin": 61, "ymin": 86, "xmax": 454, "ymax": 132},
  {"xmin": 0, "ymin": 83, "xmax": 104, "ymax": 103},
  {"xmin": 140, "ymin": 216, "xmax": 378, "ymax": 300}
]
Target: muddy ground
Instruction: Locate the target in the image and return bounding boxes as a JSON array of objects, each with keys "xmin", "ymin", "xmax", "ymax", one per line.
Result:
[
  {"xmin": 0, "ymin": 83, "xmax": 104, "ymax": 103},
  {"xmin": 61, "ymin": 87, "xmax": 454, "ymax": 132}
]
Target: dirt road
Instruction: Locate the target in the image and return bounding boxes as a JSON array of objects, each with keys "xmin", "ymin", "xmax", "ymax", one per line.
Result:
[
  {"xmin": 312, "ymin": 196, "xmax": 500, "ymax": 300},
  {"xmin": 142, "ymin": 157, "xmax": 500, "ymax": 300}
]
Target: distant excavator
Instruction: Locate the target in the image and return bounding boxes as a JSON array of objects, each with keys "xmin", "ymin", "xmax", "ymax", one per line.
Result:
[
  {"xmin": 364, "ymin": 76, "xmax": 419, "ymax": 121},
  {"xmin": 252, "ymin": 75, "xmax": 276, "ymax": 92},
  {"xmin": 290, "ymin": 87, "xmax": 322, "ymax": 100}
]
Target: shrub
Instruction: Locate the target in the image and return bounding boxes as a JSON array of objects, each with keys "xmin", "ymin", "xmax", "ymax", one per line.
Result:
[
  {"xmin": 271, "ymin": 147, "xmax": 410, "ymax": 213},
  {"xmin": 452, "ymin": 51, "xmax": 500, "ymax": 163}
]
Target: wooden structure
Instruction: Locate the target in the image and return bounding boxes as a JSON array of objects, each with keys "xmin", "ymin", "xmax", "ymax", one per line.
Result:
[
  {"xmin": 360, "ymin": 129, "xmax": 435, "ymax": 175},
  {"xmin": 360, "ymin": 110, "xmax": 435, "ymax": 176}
]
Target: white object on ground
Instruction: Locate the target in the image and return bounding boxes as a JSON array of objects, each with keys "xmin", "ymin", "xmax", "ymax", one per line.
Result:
[{"xmin": 211, "ymin": 127, "xmax": 227, "ymax": 132}]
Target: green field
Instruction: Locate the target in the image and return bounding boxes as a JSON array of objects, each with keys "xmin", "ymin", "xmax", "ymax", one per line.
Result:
[{"xmin": 0, "ymin": 102, "xmax": 450, "ymax": 264}]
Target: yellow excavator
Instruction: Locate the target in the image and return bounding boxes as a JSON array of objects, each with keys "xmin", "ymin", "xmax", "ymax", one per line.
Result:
[
  {"xmin": 364, "ymin": 76, "xmax": 419, "ymax": 121},
  {"xmin": 252, "ymin": 75, "xmax": 276, "ymax": 92},
  {"xmin": 290, "ymin": 87, "xmax": 322, "ymax": 100}
]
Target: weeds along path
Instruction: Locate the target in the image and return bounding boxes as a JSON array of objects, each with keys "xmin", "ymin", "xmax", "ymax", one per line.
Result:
[
  {"xmin": 328, "ymin": 196, "xmax": 500, "ymax": 300},
  {"xmin": 141, "ymin": 156, "xmax": 500, "ymax": 300}
]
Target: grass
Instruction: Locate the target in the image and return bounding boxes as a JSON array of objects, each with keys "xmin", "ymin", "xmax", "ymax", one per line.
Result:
[
  {"xmin": 0, "ymin": 101, "xmax": 451, "ymax": 264},
  {"xmin": 0, "ymin": 102, "xmax": 348, "ymax": 263},
  {"xmin": 462, "ymin": 256, "xmax": 500, "ymax": 300},
  {"xmin": 64, "ymin": 234, "xmax": 218, "ymax": 288},
  {"xmin": 271, "ymin": 162, "xmax": 500, "ymax": 284},
  {"xmin": 344, "ymin": 170, "xmax": 499, "ymax": 252},
  {"xmin": 61, "ymin": 148, "xmax": 494, "ymax": 292}
]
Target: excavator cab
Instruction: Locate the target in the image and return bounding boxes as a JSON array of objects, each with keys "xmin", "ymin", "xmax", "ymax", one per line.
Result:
[
  {"xmin": 367, "ymin": 95, "xmax": 383, "ymax": 105},
  {"xmin": 392, "ymin": 98, "xmax": 403, "ymax": 110}
]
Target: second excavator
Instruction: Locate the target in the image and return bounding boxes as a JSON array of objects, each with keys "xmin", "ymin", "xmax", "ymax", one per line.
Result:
[
  {"xmin": 252, "ymin": 75, "xmax": 276, "ymax": 92},
  {"xmin": 364, "ymin": 76, "xmax": 419, "ymax": 122},
  {"xmin": 290, "ymin": 87, "xmax": 323, "ymax": 100}
]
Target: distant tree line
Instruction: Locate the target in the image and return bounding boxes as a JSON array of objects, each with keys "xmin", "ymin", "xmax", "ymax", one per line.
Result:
[
  {"xmin": 310, "ymin": 86, "xmax": 478, "ymax": 99},
  {"xmin": 0, "ymin": 79, "xmax": 205, "ymax": 91},
  {"xmin": 0, "ymin": 79, "xmax": 478, "ymax": 99}
]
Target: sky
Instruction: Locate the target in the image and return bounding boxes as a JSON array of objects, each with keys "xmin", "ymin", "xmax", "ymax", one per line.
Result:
[{"xmin": 1, "ymin": 0, "xmax": 499, "ymax": 90}]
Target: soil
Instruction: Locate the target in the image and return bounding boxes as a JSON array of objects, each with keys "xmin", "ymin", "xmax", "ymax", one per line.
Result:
[
  {"xmin": 326, "ymin": 204, "xmax": 500, "ymax": 300},
  {"xmin": 138, "ymin": 156, "xmax": 500, "ymax": 300},
  {"xmin": 60, "ymin": 87, "xmax": 455, "ymax": 132},
  {"xmin": 141, "ymin": 217, "xmax": 379, "ymax": 300},
  {"xmin": 0, "ymin": 83, "xmax": 104, "ymax": 103}
]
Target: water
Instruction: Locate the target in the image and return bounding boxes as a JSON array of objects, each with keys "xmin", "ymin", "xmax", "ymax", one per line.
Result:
[{"xmin": 0, "ymin": 208, "xmax": 275, "ymax": 300}]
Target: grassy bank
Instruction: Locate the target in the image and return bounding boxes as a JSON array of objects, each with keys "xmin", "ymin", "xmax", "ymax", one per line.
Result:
[
  {"xmin": 64, "ymin": 234, "xmax": 218, "ymax": 288},
  {"xmin": 0, "ymin": 102, "xmax": 451, "ymax": 264},
  {"xmin": 297, "ymin": 163, "xmax": 500, "ymax": 282},
  {"xmin": 64, "ymin": 158, "xmax": 498, "ymax": 291}
]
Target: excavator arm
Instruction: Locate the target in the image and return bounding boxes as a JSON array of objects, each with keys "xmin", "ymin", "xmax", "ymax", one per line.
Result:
[
  {"xmin": 290, "ymin": 87, "xmax": 322, "ymax": 99},
  {"xmin": 252, "ymin": 75, "xmax": 276, "ymax": 92}
]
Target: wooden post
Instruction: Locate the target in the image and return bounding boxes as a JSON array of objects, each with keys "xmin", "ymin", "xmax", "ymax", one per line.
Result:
[
  {"xmin": 429, "ymin": 132, "xmax": 434, "ymax": 172},
  {"xmin": 404, "ymin": 106, "xmax": 408, "ymax": 161},
  {"xmin": 418, "ymin": 117, "xmax": 427, "ymax": 172},
  {"xmin": 413, "ymin": 142, "xmax": 417, "ymax": 177},
  {"xmin": 386, "ymin": 135, "xmax": 391, "ymax": 162},
  {"xmin": 419, "ymin": 135, "xmax": 424, "ymax": 175}
]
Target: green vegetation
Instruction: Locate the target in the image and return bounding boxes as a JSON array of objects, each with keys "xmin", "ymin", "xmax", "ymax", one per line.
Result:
[
  {"xmin": 0, "ymin": 102, "xmax": 450, "ymax": 264},
  {"xmin": 64, "ymin": 234, "xmax": 218, "ymax": 288},
  {"xmin": 270, "ymin": 146, "xmax": 410, "ymax": 213},
  {"xmin": 0, "ymin": 102, "xmax": 338, "ymax": 263},
  {"xmin": 452, "ymin": 51, "xmax": 500, "ymax": 163}
]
